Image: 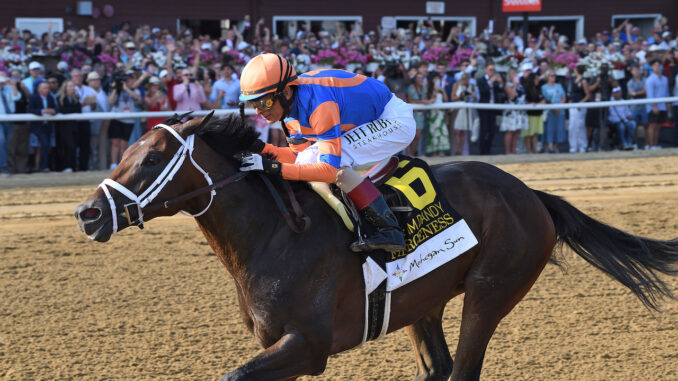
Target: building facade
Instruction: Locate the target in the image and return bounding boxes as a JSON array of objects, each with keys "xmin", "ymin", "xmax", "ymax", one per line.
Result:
[{"xmin": 2, "ymin": 1, "xmax": 676, "ymax": 41}]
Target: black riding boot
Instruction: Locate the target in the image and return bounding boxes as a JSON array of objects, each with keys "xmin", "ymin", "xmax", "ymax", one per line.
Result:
[{"xmin": 347, "ymin": 179, "xmax": 405, "ymax": 253}]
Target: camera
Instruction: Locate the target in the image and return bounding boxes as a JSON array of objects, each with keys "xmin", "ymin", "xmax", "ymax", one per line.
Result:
[{"xmin": 112, "ymin": 70, "xmax": 128, "ymax": 93}]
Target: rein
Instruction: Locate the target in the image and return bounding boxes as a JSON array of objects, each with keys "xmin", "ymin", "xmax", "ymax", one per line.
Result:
[
  {"xmin": 97, "ymin": 123, "xmax": 310, "ymax": 235},
  {"xmin": 258, "ymin": 174, "xmax": 311, "ymax": 233}
]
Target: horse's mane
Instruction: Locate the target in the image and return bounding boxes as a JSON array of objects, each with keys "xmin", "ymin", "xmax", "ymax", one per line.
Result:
[{"xmin": 160, "ymin": 113, "xmax": 260, "ymax": 160}]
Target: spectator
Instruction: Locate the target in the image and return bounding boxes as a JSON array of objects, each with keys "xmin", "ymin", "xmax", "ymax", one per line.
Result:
[
  {"xmin": 500, "ymin": 68, "xmax": 528, "ymax": 155},
  {"xmin": 86, "ymin": 71, "xmax": 110, "ymax": 170},
  {"xmin": 476, "ymin": 62, "xmax": 503, "ymax": 155},
  {"xmin": 210, "ymin": 64, "xmax": 240, "ymax": 109},
  {"xmin": 71, "ymin": 68, "xmax": 96, "ymax": 170},
  {"xmin": 586, "ymin": 63, "xmax": 616, "ymax": 151},
  {"xmin": 626, "ymin": 65, "xmax": 647, "ymax": 145},
  {"xmin": 541, "ymin": 70, "xmax": 567, "ymax": 153},
  {"xmin": 608, "ymin": 87, "xmax": 637, "ymax": 150},
  {"xmin": 55, "ymin": 80, "xmax": 81, "ymax": 172},
  {"xmin": 173, "ymin": 67, "xmax": 208, "ymax": 111},
  {"xmin": 567, "ymin": 65, "xmax": 591, "ymax": 153},
  {"xmin": 645, "ymin": 59, "xmax": 669, "ymax": 150},
  {"xmin": 405, "ymin": 72, "xmax": 428, "ymax": 156},
  {"xmin": 143, "ymin": 76, "xmax": 169, "ymax": 132},
  {"xmin": 22, "ymin": 61, "xmax": 44, "ymax": 95},
  {"xmin": 450, "ymin": 72, "xmax": 477, "ymax": 156},
  {"xmin": 108, "ymin": 71, "xmax": 141, "ymax": 169},
  {"xmin": 522, "ymin": 73, "xmax": 545, "ymax": 153},
  {"xmin": 7, "ymin": 69, "xmax": 31, "ymax": 174},
  {"xmin": 673, "ymin": 70, "xmax": 678, "ymax": 147},
  {"xmin": 424, "ymin": 72, "xmax": 449, "ymax": 156},
  {"xmin": 0, "ymin": 74, "xmax": 21, "ymax": 174},
  {"xmin": 27, "ymin": 82, "xmax": 56, "ymax": 172}
]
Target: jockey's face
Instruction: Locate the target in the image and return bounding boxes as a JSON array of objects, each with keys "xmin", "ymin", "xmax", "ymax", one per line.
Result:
[{"xmin": 252, "ymin": 87, "xmax": 292, "ymax": 124}]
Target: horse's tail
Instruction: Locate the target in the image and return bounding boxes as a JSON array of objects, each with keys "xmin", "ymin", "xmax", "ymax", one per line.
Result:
[{"xmin": 533, "ymin": 189, "xmax": 678, "ymax": 311}]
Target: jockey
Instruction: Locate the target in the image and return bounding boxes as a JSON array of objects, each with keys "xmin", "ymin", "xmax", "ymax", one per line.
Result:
[{"xmin": 238, "ymin": 53, "xmax": 416, "ymax": 252}]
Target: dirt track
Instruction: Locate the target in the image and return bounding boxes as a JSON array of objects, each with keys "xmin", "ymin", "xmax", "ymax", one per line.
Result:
[{"xmin": 1, "ymin": 153, "xmax": 678, "ymax": 380}]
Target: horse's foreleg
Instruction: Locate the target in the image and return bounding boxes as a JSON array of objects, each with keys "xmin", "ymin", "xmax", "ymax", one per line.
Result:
[
  {"xmin": 405, "ymin": 302, "xmax": 454, "ymax": 381},
  {"xmin": 219, "ymin": 328, "xmax": 329, "ymax": 381}
]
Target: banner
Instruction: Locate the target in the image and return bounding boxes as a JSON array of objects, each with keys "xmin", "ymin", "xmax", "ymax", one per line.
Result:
[{"xmin": 502, "ymin": 0, "xmax": 541, "ymax": 12}]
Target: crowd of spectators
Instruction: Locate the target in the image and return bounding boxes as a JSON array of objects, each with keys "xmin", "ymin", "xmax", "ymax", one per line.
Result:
[{"xmin": 1, "ymin": 15, "xmax": 678, "ymax": 174}]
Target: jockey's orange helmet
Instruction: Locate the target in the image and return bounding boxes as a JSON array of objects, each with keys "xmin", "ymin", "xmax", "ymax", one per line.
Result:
[{"xmin": 239, "ymin": 53, "xmax": 298, "ymax": 102}]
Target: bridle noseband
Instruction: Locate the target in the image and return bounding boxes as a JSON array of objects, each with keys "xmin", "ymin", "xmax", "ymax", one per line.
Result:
[{"xmin": 98, "ymin": 123, "xmax": 240, "ymax": 235}]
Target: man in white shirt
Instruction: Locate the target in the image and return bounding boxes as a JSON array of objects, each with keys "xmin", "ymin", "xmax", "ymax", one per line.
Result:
[{"xmin": 209, "ymin": 64, "xmax": 240, "ymax": 109}]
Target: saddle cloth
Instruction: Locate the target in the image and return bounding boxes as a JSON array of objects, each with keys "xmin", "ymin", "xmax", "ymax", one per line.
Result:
[{"xmin": 312, "ymin": 156, "xmax": 479, "ymax": 342}]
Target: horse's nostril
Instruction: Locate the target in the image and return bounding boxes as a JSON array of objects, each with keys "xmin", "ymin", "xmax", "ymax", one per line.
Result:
[{"xmin": 82, "ymin": 207, "xmax": 101, "ymax": 220}]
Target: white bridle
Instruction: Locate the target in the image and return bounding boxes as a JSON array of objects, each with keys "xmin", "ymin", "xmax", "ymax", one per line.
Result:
[{"xmin": 97, "ymin": 123, "xmax": 215, "ymax": 236}]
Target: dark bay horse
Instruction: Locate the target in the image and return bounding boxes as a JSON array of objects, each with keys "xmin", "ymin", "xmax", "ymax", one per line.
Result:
[{"xmin": 75, "ymin": 114, "xmax": 678, "ymax": 381}]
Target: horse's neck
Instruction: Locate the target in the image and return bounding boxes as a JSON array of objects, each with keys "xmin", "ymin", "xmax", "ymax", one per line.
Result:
[{"xmin": 192, "ymin": 176, "xmax": 278, "ymax": 277}]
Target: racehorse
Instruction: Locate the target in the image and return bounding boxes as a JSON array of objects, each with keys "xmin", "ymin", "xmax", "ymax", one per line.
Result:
[{"xmin": 75, "ymin": 113, "xmax": 678, "ymax": 381}]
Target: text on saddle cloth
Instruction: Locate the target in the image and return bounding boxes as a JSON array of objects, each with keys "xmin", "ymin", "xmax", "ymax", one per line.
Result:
[{"xmin": 363, "ymin": 156, "xmax": 479, "ymax": 293}]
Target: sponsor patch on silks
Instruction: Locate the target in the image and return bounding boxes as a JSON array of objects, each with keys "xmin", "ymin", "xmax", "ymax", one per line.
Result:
[{"xmin": 364, "ymin": 156, "xmax": 478, "ymax": 293}]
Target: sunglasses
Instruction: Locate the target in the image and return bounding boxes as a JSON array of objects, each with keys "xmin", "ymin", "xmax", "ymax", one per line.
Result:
[{"xmin": 245, "ymin": 95, "xmax": 275, "ymax": 110}]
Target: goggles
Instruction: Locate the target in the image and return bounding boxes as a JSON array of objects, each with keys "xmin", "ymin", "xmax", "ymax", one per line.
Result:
[{"xmin": 245, "ymin": 95, "xmax": 275, "ymax": 110}]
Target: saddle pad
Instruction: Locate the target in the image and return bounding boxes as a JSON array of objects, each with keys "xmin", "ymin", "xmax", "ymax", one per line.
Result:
[{"xmin": 364, "ymin": 156, "xmax": 478, "ymax": 293}]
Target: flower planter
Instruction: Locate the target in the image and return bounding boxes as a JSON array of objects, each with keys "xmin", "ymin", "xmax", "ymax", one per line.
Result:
[
  {"xmin": 555, "ymin": 67, "xmax": 570, "ymax": 76},
  {"xmin": 612, "ymin": 69, "xmax": 626, "ymax": 80},
  {"xmin": 366, "ymin": 62, "xmax": 380, "ymax": 73},
  {"xmin": 310, "ymin": 64, "xmax": 332, "ymax": 71},
  {"xmin": 494, "ymin": 64, "xmax": 509, "ymax": 73}
]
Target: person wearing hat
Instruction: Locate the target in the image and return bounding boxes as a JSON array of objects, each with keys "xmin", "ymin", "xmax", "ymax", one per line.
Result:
[
  {"xmin": 239, "ymin": 52, "xmax": 416, "ymax": 252},
  {"xmin": 121, "ymin": 41, "xmax": 137, "ymax": 70},
  {"xmin": 143, "ymin": 76, "xmax": 169, "ymax": 132},
  {"xmin": 22, "ymin": 61, "xmax": 44, "ymax": 95},
  {"xmin": 607, "ymin": 86, "xmax": 636, "ymax": 150},
  {"xmin": 0, "ymin": 73, "xmax": 21, "ymax": 174}
]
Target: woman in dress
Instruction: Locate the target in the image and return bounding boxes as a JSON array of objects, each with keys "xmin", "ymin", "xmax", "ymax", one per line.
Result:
[
  {"xmin": 541, "ymin": 70, "xmax": 567, "ymax": 153},
  {"xmin": 424, "ymin": 72, "xmax": 450, "ymax": 156},
  {"xmin": 522, "ymin": 73, "xmax": 546, "ymax": 153},
  {"xmin": 450, "ymin": 72, "xmax": 477, "ymax": 156},
  {"xmin": 500, "ymin": 68, "xmax": 528, "ymax": 154}
]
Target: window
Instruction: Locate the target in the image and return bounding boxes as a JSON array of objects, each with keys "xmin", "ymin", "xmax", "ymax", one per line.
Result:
[
  {"xmin": 392, "ymin": 16, "xmax": 477, "ymax": 38},
  {"xmin": 612, "ymin": 14, "xmax": 662, "ymax": 38},
  {"xmin": 272, "ymin": 16, "xmax": 363, "ymax": 41},
  {"xmin": 507, "ymin": 15, "xmax": 584, "ymax": 42},
  {"xmin": 15, "ymin": 18, "xmax": 64, "ymax": 36}
]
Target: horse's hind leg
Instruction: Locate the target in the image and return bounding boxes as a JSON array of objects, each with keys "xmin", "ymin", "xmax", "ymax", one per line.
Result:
[
  {"xmin": 451, "ymin": 251, "xmax": 550, "ymax": 381},
  {"xmin": 405, "ymin": 302, "xmax": 454, "ymax": 381}
]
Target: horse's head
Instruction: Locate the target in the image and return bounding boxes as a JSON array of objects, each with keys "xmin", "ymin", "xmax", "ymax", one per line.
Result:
[{"xmin": 74, "ymin": 111, "xmax": 259, "ymax": 242}]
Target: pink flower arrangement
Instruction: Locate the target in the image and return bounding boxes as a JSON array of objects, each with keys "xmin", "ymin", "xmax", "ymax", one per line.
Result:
[
  {"xmin": 61, "ymin": 49, "xmax": 91, "ymax": 70},
  {"xmin": 544, "ymin": 52, "xmax": 579, "ymax": 70},
  {"xmin": 335, "ymin": 48, "xmax": 367, "ymax": 67},
  {"xmin": 312, "ymin": 49, "xmax": 339, "ymax": 65},
  {"xmin": 96, "ymin": 52, "xmax": 118, "ymax": 74},
  {"xmin": 449, "ymin": 48, "xmax": 474, "ymax": 69},
  {"xmin": 421, "ymin": 46, "xmax": 452, "ymax": 65},
  {"xmin": 221, "ymin": 50, "xmax": 247, "ymax": 66}
]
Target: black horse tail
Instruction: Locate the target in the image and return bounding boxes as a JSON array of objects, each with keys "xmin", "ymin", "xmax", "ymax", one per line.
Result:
[{"xmin": 534, "ymin": 189, "xmax": 678, "ymax": 311}]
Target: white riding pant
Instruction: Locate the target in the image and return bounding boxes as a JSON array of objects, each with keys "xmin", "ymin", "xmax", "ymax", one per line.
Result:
[{"xmin": 294, "ymin": 95, "xmax": 416, "ymax": 168}]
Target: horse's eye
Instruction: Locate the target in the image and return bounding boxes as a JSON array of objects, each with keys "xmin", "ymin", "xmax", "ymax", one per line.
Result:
[{"xmin": 143, "ymin": 152, "xmax": 160, "ymax": 166}]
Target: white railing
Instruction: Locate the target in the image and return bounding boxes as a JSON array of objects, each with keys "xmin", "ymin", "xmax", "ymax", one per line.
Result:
[{"xmin": 0, "ymin": 97, "xmax": 676, "ymax": 122}]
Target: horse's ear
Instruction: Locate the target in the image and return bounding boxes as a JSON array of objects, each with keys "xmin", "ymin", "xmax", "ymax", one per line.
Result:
[{"xmin": 178, "ymin": 110, "xmax": 215, "ymax": 136}]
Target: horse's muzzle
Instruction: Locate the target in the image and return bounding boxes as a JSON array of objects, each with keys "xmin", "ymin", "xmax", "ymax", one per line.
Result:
[{"xmin": 74, "ymin": 198, "xmax": 114, "ymax": 242}]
